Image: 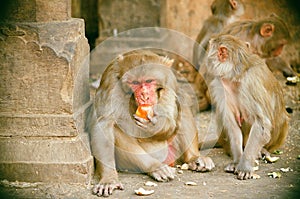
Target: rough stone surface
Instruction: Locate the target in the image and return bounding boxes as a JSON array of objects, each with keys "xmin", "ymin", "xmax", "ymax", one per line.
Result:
[
  {"xmin": 0, "ymin": 134, "xmax": 93, "ymax": 184},
  {"xmin": 0, "ymin": 2, "xmax": 93, "ymax": 183},
  {"xmin": 97, "ymin": 0, "xmax": 160, "ymax": 38},
  {"xmin": 2, "ymin": 0, "xmax": 71, "ymax": 22},
  {"xmin": 0, "ymin": 18, "xmax": 90, "ymax": 137}
]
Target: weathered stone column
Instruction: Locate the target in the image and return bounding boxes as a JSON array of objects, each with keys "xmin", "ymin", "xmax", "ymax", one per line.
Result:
[{"xmin": 0, "ymin": 0, "xmax": 93, "ymax": 184}]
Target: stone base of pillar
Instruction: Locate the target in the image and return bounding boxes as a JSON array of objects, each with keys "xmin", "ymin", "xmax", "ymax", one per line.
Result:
[{"xmin": 0, "ymin": 133, "xmax": 93, "ymax": 184}]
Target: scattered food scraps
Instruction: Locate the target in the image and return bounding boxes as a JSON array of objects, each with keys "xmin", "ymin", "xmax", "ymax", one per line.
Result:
[
  {"xmin": 134, "ymin": 188, "xmax": 154, "ymax": 196},
  {"xmin": 252, "ymin": 174, "xmax": 261, "ymax": 179},
  {"xmin": 280, "ymin": 167, "xmax": 293, "ymax": 172},
  {"xmin": 181, "ymin": 163, "xmax": 189, "ymax": 170},
  {"xmin": 268, "ymin": 172, "xmax": 282, "ymax": 178},
  {"xmin": 177, "ymin": 170, "xmax": 183, "ymax": 174},
  {"xmin": 265, "ymin": 156, "xmax": 280, "ymax": 163},
  {"xmin": 144, "ymin": 181, "xmax": 157, "ymax": 187},
  {"xmin": 286, "ymin": 76, "xmax": 300, "ymax": 84},
  {"xmin": 185, "ymin": 181, "xmax": 197, "ymax": 186},
  {"xmin": 273, "ymin": 150, "xmax": 283, "ymax": 155}
]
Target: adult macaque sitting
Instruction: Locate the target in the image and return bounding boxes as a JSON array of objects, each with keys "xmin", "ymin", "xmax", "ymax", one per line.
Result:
[
  {"xmin": 207, "ymin": 34, "xmax": 289, "ymax": 180},
  {"xmin": 88, "ymin": 50, "xmax": 215, "ymax": 197}
]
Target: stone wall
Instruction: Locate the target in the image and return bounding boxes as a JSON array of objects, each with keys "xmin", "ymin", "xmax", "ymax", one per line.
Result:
[{"xmin": 97, "ymin": 0, "xmax": 160, "ymax": 39}]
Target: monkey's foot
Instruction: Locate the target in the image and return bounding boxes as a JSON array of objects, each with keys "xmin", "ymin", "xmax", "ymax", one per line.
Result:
[
  {"xmin": 224, "ymin": 162, "xmax": 237, "ymax": 173},
  {"xmin": 188, "ymin": 156, "xmax": 215, "ymax": 172},
  {"xmin": 235, "ymin": 161, "xmax": 254, "ymax": 180},
  {"xmin": 259, "ymin": 147, "xmax": 270, "ymax": 159},
  {"xmin": 92, "ymin": 181, "xmax": 124, "ymax": 197},
  {"xmin": 149, "ymin": 164, "xmax": 175, "ymax": 182}
]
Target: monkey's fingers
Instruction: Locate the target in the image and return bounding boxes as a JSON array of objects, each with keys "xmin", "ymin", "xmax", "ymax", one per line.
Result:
[
  {"xmin": 224, "ymin": 163, "xmax": 237, "ymax": 173},
  {"xmin": 150, "ymin": 165, "xmax": 175, "ymax": 182},
  {"xmin": 133, "ymin": 114, "xmax": 150, "ymax": 128},
  {"xmin": 93, "ymin": 182, "xmax": 124, "ymax": 197},
  {"xmin": 189, "ymin": 157, "xmax": 215, "ymax": 172},
  {"xmin": 235, "ymin": 170, "xmax": 253, "ymax": 180},
  {"xmin": 148, "ymin": 114, "xmax": 157, "ymax": 124}
]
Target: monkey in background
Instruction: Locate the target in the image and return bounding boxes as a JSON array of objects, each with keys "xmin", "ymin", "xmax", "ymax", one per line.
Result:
[
  {"xmin": 88, "ymin": 50, "xmax": 215, "ymax": 197},
  {"xmin": 221, "ymin": 14, "xmax": 291, "ymax": 59},
  {"xmin": 266, "ymin": 56, "xmax": 297, "ymax": 77},
  {"xmin": 195, "ymin": 14, "xmax": 293, "ymax": 113},
  {"xmin": 193, "ymin": 0, "xmax": 245, "ymax": 70},
  {"xmin": 207, "ymin": 34, "xmax": 289, "ymax": 180}
]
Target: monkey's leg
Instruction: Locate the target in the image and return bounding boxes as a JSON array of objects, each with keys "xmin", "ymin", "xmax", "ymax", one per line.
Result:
[
  {"xmin": 175, "ymin": 109, "xmax": 215, "ymax": 172},
  {"xmin": 224, "ymin": 115, "xmax": 243, "ymax": 173},
  {"xmin": 235, "ymin": 121, "xmax": 271, "ymax": 180},
  {"xmin": 90, "ymin": 120, "xmax": 124, "ymax": 197},
  {"xmin": 114, "ymin": 129, "xmax": 175, "ymax": 182}
]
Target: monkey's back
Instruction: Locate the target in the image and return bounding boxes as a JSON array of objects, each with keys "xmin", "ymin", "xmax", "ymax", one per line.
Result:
[{"xmin": 239, "ymin": 56, "xmax": 289, "ymax": 150}]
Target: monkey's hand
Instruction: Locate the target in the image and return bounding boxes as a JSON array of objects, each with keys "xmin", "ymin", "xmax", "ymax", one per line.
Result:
[
  {"xmin": 134, "ymin": 105, "xmax": 176, "ymax": 134},
  {"xmin": 188, "ymin": 156, "xmax": 215, "ymax": 172},
  {"xmin": 149, "ymin": 164, "xmax": 176, "ymax": 182},
  {"xmin": 133, "ymin": 113, "xmax": 155, "ymax": 128},
  {"xmin": 92, "ymin": 179, "xmax": 124, "ymax": 197}
]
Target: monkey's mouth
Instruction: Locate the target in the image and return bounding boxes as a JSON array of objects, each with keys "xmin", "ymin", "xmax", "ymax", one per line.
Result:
[{"xmin": 135, "ymin": 105, "xmax": 154, "ymax": 120}]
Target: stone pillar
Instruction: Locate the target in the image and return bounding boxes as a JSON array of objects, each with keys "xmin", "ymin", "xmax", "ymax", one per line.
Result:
[
  {"xmin": 160, "ymin": 0, "xmax": 213, "ymax": 39},
  {"xmin": 0, "ymin": 0, "xmax": 93, "ymax": 184}
]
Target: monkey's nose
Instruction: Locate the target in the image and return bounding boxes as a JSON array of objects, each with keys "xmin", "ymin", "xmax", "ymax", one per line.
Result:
[{"xmin": 141, "ymin": 92, "xmax": 149, "ymax": 101}]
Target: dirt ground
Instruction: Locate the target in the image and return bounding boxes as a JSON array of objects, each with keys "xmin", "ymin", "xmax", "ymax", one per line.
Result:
[{"xmin": 0, "ymin": 76, "xmax": 299, "ymax": 199}]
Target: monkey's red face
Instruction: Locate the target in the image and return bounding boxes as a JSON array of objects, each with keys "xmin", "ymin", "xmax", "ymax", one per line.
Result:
[{"xmin": 129, "ymin": 79, "xmax": 158, "ymax": 106}]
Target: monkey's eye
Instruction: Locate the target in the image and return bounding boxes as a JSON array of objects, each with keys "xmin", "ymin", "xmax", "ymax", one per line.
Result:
[
  {"xmin": 131, "ymin": 81, "xmax": 140, "ymax": 85},
  {"xmin": 145, "ymin": 79, "xmax": 154, "ymax": 83}
]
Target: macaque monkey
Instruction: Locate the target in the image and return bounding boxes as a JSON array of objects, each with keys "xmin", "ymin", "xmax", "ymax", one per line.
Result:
[
  {"xmin": 193, "ymin": 0, "xmax": 245, "ymax": 69},
  {"xmin": 266, "ymin": 56, "xmax": 296, "ymax": 77},
  {"xmin": 220, "ymin": 14, "xmax": 293, "ymax": 75},
  {"xmin": 88, "ymin": 50, "xmax": 215, "ymax": 197},
  {"xmin": 172, "ymin": 55, "xmax": 210, "ymax": 111},
  {"xmin": 197, "ymin": 14, "xmax": 293, "ymax": 112},
  {"xmin": 207, "ymin": 34, "xmax": 289, "ymax": 180}
]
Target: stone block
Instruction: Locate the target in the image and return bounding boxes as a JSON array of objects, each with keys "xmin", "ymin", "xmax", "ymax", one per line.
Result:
[
  {"xmin": 0, "ymin": 133, "xmax": 93, "ymax": 183},
  {"xmin": 0, "ymin": 18, "xmax": 90, "ymax": 137}
]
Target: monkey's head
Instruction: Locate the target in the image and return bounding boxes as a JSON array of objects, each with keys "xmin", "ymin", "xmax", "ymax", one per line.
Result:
[
  {"xmin": 211, "ymin": 0, "xmax": 244, "ymax": 18},
  {"xmin": 207, "ymin": 34, "xmax": 252, "ymax": 80},
  {"xmin": 257, "ymin": 14, "xmax": 291, "ymax": 58},
  {"xmin": 119, "ymin": 51, "xmax": 176, "ymax": 115}
]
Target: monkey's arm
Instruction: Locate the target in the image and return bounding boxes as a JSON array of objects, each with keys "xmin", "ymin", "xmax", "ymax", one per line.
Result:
[{"xmin": 90, "ymin": 116, "xmax": 124, "ymax": 197}]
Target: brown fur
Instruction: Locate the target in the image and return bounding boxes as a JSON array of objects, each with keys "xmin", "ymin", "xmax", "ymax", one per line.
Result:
[
  {"xmin": 88, "ymin": 50, "xmax": 215, "ymax": 197},
  {"xmin": 207, "ymin": 35, "xmax": 289, "ymax": 180},
  {"xmin": 193, "ymin": 0, "xmax": 244, "ymax": 69}
]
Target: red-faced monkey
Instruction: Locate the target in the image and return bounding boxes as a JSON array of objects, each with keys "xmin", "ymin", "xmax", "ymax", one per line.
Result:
[{"xmin": 88, "ymin": 50, "xmax": 215, "ymax": 196}]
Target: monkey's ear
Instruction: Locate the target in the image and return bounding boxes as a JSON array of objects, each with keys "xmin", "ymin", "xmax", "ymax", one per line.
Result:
[
  {"xmin": 160, "ymin": 56, "xmax": 174, "ymax": 68},
  {"xmin": 218, "ymin": 47, "xmax": 228, "ymax": 62},
  {"xmin": 229, "ymin": 0, "xmax": 238, "ymax": 9},
  {"xmin": 245, "ymin": 42, "xmax": 251, "ymax": 49},
  {"xmin": 260, "ymin": 23, "xmax": 275, "ymax": 37}
]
